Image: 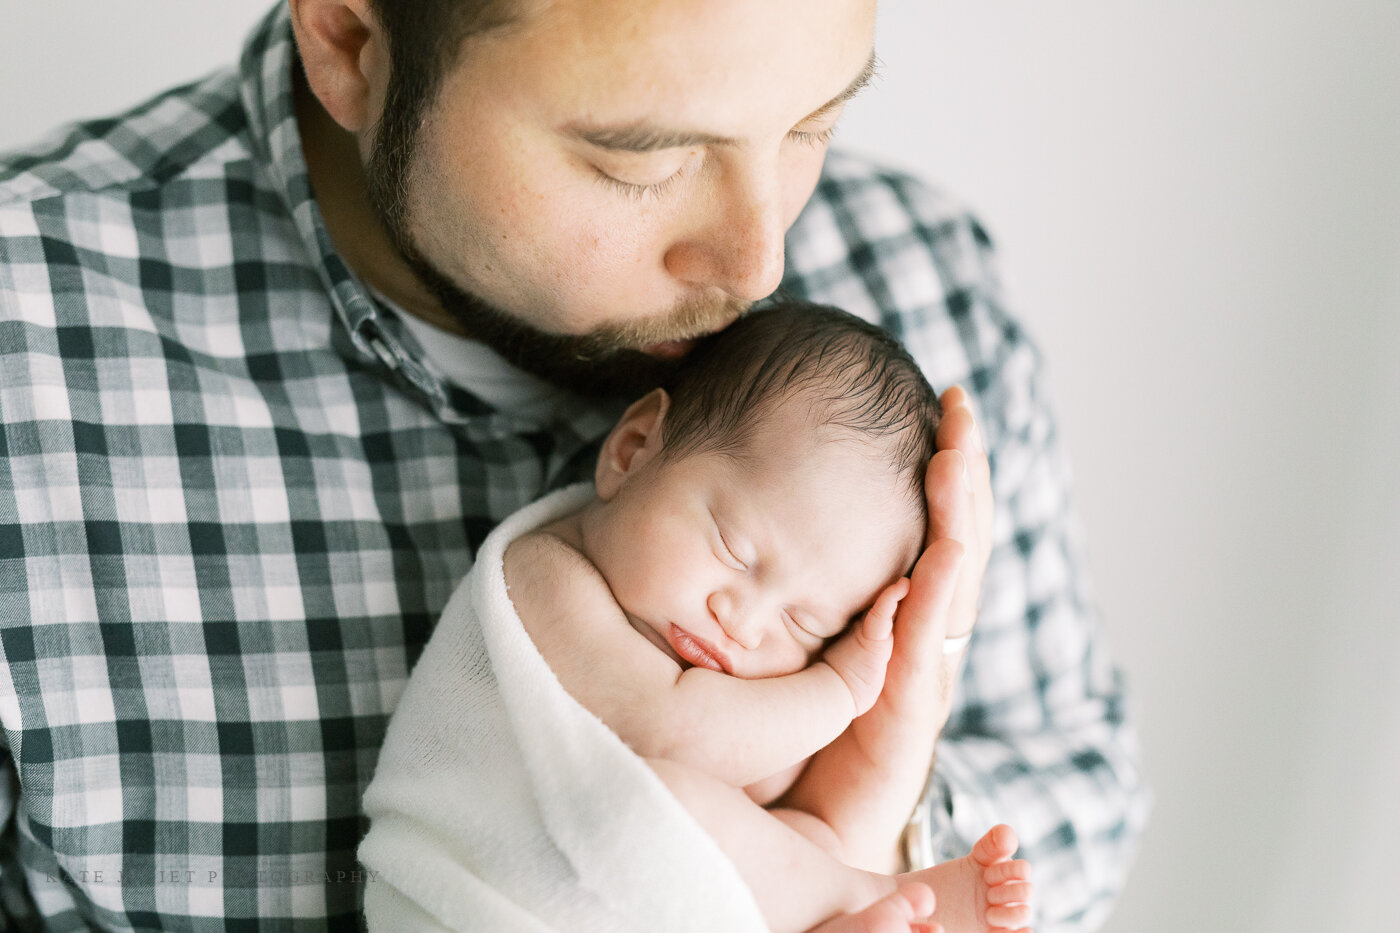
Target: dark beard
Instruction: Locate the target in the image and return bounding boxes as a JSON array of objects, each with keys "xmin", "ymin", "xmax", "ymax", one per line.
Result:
[
  {"xmin": 397, "ymin": 248, "xmax": 685, "ymax": 399},
  {"xmin": 361, "ymin": 101, "xmax": 729, "ymax": 400}
]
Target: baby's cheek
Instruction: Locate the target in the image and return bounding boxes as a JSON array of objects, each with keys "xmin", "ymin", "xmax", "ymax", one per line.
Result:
[{"xmin": 774, "ymin": 642, "xmax": 823, "ymax": 678}]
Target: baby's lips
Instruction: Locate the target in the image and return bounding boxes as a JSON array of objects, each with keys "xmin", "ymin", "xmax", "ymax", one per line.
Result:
[{"xmin": 667, "ymin": 623, "xmax": 731, "ymax": 674}]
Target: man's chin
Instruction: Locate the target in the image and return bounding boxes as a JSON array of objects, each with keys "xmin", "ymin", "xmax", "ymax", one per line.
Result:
[{"xmin": 442, "ymin": 302, "xmax": 688, "ymax": 397}]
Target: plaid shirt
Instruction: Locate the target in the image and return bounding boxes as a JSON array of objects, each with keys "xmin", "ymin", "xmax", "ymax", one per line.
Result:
[{"xmin": 0, "ymin": 5, "xmax": 1147, "ymax": 931}]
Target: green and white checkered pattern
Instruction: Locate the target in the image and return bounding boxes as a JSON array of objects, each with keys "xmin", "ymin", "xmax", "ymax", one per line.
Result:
[{"xmin": 0, "ymin": 5, "xmax": 1147, "ymax": 931}]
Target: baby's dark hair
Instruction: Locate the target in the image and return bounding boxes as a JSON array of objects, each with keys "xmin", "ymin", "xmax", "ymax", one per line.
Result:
[{"xmin": 660, "ymin": 300, "xmax": 942, "ymax": 512}]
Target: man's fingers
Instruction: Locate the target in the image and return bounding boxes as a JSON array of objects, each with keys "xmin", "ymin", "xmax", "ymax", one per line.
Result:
[
  {"xmin": 924, "ymin": 385, "xmax": 994, "ymax": 639},
  {"xmin": 924, "ymin": 449, "xmax": 973, "ymax": 544},
  {"xmin": 936, "ymin": 385, "xmax": 986, "ymax": 461},
  {"xmin": 923, "ymin": 450, "xmax": 981, "ymax": 633},
  {"xmin": 894, "ymin": 537, "xmax": 964, "ymax": 657},
  {"xmin": 935, "ymin": 388, "xmax": 993, "ymax": 553},
  {"xmin": 935, "ymin": 385, "xmax": 979, "ymax": 451}
]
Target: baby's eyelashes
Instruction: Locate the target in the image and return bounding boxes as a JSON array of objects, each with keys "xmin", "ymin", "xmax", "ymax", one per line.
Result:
[
  {"xmin": 782, "ymin": 609, "xmax": 826, "ymax": 643},
  {"xmin": 714, "ymin": 527, "xmax": 748, "ymax": 571}
]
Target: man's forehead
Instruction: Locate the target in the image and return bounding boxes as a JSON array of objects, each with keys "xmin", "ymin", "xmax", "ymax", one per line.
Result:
[{"xmin": 471, "ymin": 0, "xmax": 879, "ymax": 127}]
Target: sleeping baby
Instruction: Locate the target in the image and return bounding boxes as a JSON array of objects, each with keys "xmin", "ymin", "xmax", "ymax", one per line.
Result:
[{"xmin": 360, "ymin": 301, "xmax": 1033, "ymax": 933}]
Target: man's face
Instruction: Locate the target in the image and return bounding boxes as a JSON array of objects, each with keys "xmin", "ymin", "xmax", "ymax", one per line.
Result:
[{"xmin": 365, "ymin": 0, "xmax": 878, "ymax": 394}]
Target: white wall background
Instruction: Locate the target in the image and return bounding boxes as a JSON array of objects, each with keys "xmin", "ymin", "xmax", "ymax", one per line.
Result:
[{"xmin": 3, "ymin": 2, "xmax": 1398, "ymax": 930}]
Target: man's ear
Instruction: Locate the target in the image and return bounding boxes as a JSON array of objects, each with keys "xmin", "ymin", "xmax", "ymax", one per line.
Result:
[
  {"xmin": 288, "ymin": 0, "xmax": 389, "ymax": 134},
  {"xmin": 595, "ymin": 389, "xmax": 671, "ymax": 501}
]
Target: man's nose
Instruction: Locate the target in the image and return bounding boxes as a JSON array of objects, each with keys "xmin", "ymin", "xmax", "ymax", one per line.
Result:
[
  {"xmin": 707, "ymin": 589, "xmax": 763, "ymax": 650},
  {"xmin": 665, "ymin": 166, "xmax": 786, "ymax": 303}
]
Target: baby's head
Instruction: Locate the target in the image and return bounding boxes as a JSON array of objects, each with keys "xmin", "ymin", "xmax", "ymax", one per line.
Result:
[{"xmin": 579, "ymin": 301, "xmax": 941, "ymax": 678}]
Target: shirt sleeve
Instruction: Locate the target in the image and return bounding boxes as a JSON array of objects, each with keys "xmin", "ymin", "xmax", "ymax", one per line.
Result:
[
  {"xmin": 901, "ymin": 215, "xmax": 1152, "ymax": 931},
  {"xmin": 0, "ymin": 745, "xmax": 43, "ymax": 927}
]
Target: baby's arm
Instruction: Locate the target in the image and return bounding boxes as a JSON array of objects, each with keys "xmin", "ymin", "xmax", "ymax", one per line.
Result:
[{"xmin": 506, "ymin": 532, "xmax": 905, "ymax": 788}]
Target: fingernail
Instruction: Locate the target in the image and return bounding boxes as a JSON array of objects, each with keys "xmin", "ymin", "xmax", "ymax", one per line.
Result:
[
  {"xmin": 965, "ymin": 401, "xmax": 984, "ymax": 453},
  {"xmin": 958, "ymin": 451, "xmax": 970, "ymax": 487}
]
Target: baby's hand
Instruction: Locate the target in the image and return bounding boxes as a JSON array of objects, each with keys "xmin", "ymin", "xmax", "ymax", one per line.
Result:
[{"xmin": 822, "ymin": 578, "xmax": 908, "ymax": 716}]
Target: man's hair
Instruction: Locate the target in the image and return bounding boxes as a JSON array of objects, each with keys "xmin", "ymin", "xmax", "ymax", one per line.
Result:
[{"xmin": 661, "ymin": 301, "xmax": 942, "ymax": 511}]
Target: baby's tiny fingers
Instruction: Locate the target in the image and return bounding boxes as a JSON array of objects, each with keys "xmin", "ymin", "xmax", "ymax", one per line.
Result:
[{"xmin": 863, "ymin": 578, "xmax": 909, "ymax": 641}]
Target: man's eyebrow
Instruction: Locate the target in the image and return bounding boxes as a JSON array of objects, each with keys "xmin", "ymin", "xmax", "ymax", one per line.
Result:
[
  {"xmin": 568, "ymin": 124, "xmax": 738, "ymax": 154},
  {"xmin": 566, "ymin": 49, "xmax": 879, "ymax": 154},
  {"xmin": 802, "ymin": 49, "xmax": 879, "ymax": 124}
]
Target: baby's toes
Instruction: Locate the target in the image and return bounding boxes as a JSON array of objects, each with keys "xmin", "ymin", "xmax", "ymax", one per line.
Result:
[
  {"xmin": 970, "ymin": 824, "xmax": 1019, "ymax": 867},
  {"xmin": 987, "ymin": 880, "xmax": 1032, "ymax": 908},
  {"xmin": 984, "ymin": 899, "xmax": 1032, "ymax": 930},
  {"xmin": 982, "ymin": 857, "xmax": 1031, "ymax": 886}
]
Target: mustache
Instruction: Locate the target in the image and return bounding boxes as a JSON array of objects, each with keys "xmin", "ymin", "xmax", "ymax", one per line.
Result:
[{"xmin": 567, "ymin": 293, "xmax": 752, "ymax": 362}]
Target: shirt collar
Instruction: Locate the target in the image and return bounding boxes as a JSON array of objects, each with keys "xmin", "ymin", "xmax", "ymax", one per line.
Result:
[{"xmin": 235, "ymin": 4, "xmax": 450, "ymax": 410}]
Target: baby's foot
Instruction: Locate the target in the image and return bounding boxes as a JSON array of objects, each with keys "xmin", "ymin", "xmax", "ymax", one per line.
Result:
[
  {"xmin": 813, "ymin": 882, "xmax": 944, "ymax": 933},
  {"xmin": 822, "ymin": 578, "xmax": 907, "ymax": 715},
  {"xmin": 902, "ymin": 825, "xmax": 1033, "ymax": 933}
]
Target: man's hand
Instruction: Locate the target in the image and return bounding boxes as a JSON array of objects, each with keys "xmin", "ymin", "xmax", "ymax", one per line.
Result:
[{"xmin": 777, "ymin": 386, "xmax": 994, "ymax": 872}]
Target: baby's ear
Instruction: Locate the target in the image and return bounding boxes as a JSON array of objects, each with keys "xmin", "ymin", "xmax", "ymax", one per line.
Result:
[{"xmin": 595, "ymin": 389, "xmax": 670, "ymax": 500}]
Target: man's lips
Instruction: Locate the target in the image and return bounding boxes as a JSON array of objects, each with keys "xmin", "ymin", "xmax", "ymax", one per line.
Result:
[{"xmin": 666, "ymin": 624, "xmax": 731, "ymax": 674}]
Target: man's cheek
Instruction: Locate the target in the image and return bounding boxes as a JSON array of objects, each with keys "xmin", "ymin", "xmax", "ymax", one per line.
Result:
[
  {"xmin": 592, "ymin": 206, "xmax": 677, "ymax": 282},
  {"xmin": 553, "ymin": 215, "xmax": 654, "ymax": 292}
]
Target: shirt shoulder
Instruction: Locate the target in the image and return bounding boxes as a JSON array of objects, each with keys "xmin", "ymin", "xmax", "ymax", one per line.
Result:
[
  {"xmin": 0, "ymin": 67, "xmax": 325, "ymax": 447},
  {"xmin": 787, "ymin": 150, "xmax": 1000, "ymax": 306},
  {"xmin": 0, "ymin": 68, "xmax": 250, "ymax": 207},
  {"xmin": 0, "ymin": 68, "xmax": 266, "ymax": 333},
  {"xmin": 785, "ymin": 150, "xmax": 1044, "ymax": 451}
]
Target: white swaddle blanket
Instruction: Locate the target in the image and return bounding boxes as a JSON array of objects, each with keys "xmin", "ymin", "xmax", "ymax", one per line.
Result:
[{"xmin": 359, "ymin": 484, "xmax": 769, "ymax": 932}]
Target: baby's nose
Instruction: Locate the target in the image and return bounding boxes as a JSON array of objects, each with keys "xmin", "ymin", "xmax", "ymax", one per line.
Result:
[{"xmin": 708, "ymin": 590, "xmax": 762, "ymax": 650}]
